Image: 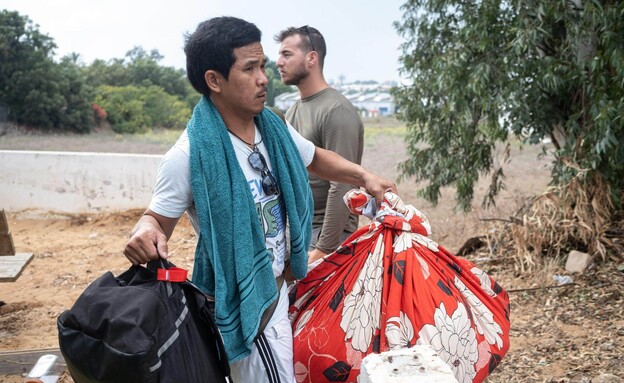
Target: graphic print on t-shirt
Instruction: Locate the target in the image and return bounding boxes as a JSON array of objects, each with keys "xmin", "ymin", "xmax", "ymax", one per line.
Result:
[{"xmin": 253, "ymin": 191, "xmax": 286, "ymax": 264}]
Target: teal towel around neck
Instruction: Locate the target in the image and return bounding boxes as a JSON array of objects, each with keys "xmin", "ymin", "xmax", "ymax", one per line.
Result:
[{"xmin": 187, "ymin": 96, "xmax": 313, "ymax": 362}]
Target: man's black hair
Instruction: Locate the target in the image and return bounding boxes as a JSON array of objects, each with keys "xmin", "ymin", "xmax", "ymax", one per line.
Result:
[{"xmin": 184, "ymin": 16, "xmax": 262, "ymax": 96}]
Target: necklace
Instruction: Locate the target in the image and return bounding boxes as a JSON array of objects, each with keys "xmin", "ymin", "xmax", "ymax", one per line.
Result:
[{"xmin": 227, "ymin": 128, "xmax": 263, "ymax": 149}]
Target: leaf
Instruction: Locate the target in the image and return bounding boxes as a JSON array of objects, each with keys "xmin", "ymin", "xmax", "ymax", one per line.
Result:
[
  {"xmin": 329, "ymin": 283, "xmax": 345, "ymax": 312},
  {"xmin": 299, "ymin": 293, "xmax": 318, "ymax": 313},
  {"xmin": 489, "ymin": 353, "xmax": 502, "ymax": 373},
  {"xmin": 322, "ymin": 361, "xmax": 351, "ymax": 382},
  {"xmin": 393, "ymin": 260, "xmax": 406, "ymax": 285},
  {"xmin": 493, "ymin": 281, "xmax": 504, "ymax": 294},
  {"xmin": 437, "ymin": 279, "xmax": 453, "ymax": 296},
  {"xmin": 449, "ymin": 261, "xmax": 462, "ymax": 274},
  {"xmin": 372, "ymin": 333, "xmax": 381, "ymax": 353},
  {"xmin": 336, "ymin": 244, "xmax": 354, "ymax": 256}
]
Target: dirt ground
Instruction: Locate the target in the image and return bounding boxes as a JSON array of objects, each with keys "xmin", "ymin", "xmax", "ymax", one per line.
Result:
[{"xmin": 1, "ymin": 123, "xmax": 622, "ymax": 382}]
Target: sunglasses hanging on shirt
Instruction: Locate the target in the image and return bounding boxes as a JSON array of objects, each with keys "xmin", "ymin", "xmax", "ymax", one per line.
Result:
[
  {"xmin": 247, "ymin": 148, "xmax": 280, "ymax": 196},
  {"xmin": 227, "ymin": 128, "xmax": 280, "ymax": 196}
]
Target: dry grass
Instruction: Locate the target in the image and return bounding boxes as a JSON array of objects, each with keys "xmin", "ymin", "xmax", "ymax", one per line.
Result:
[{"xmin": 478, "ymin": 171, "xmax": 623, "ymax": 274}]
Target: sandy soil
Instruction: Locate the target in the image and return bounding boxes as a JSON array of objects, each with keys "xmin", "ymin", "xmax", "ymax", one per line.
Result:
[{"xmin": 1, "ymin": 125, "xmax": 622, "ymax": 382}]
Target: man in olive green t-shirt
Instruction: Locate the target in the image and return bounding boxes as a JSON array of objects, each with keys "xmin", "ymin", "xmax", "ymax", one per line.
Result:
[{"xmin": 275, "ymin": 26, "xmax": 364, "ymax": 265}]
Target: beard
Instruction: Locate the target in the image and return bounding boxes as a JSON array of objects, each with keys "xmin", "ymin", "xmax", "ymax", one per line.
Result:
[{"xmin": 282, "ymin": 63, "xmax": 309, "ymax": 86}]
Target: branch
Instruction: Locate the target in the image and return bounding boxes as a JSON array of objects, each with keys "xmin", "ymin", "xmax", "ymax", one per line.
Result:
[
  {"xmin": 507, "ymin": 283, "xmax": 578, "ymax": 293},
  {"xmin": 479, "ymin": 217, "xmax": 524, "ymax": 225}
]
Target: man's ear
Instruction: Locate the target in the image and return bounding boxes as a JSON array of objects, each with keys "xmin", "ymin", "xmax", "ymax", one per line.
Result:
[
  {"xmin": 204, "ymin": 70, "xmax": 222, "ymax": 93},
  {"xmin": 307, "ymin": 51, "xmax": 318, "ymax": 67}
]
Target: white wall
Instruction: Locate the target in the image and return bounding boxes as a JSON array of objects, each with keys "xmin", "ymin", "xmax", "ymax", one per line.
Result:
[{"xmin": 0, "ymin": 150, "xmax": 162, "ymax": 214}]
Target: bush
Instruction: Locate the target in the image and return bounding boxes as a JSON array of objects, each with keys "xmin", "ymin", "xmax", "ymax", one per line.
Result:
[
  {"xmin": 141, "ymin": 86, "xmax": 191, "ymax": 129},
  {"xmin": 95, "ymin": 85, "xmax": 191, "ymax": 133}
]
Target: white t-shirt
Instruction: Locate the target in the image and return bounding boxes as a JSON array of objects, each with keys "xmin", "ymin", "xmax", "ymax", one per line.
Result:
[{"xmin": 149, "ymin": 121, "xmax": 315, "ymax": 328}]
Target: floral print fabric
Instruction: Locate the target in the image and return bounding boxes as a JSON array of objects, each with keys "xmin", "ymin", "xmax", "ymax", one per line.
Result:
[{"xmin": 289, "ymin": 190, "xmax": 510, "ymax": 383}]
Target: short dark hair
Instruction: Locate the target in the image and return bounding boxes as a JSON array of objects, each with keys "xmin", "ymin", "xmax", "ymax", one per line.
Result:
[
  {"xmin": 274, "ymin": 26, "xmax": 327, "ymax": 69},
  {"xmin": 184, "ymin": 17, "xmax": 262, "ymax": 96}
]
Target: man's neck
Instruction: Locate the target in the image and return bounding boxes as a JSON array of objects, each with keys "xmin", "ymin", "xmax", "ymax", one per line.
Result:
[
  {"xmin": 223, "ymin": 115, "xmax": 255, "ymax": 139},
  {"xmin": 210, "ymin": 96, "xmax": 255, "ymax": 137},
  {"xmin": 297, "ymin": 72, "xmax": 330, "ymax": 99}
]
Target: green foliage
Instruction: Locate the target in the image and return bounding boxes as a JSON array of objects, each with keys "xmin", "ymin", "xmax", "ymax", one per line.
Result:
[
  {"xmin": 508, "ymin": 0, "xmax": 624, "ymax": 195},
  {"xmin": 127, "ymin": 47, "xmax": 191, "ymax": 100},
  {"xmin": 82, "ymin": 46, "xmax": 194, "ymax": 107},
  {"xmin": 394, "ymin": 0, "xmax": 624, "ymax": 211},
  {"xmin": 265, "ymin": 59, "xmax": 294, "ymax": 107},
  {"xmin": 0, "ymin": 10, "xmax": 194, "ymax": 133},
  {"xmin": 95, "ymin": 85, "xmax": 190, "ymax": 133},
  {"xmin": 0, "ymin": 10, "xmax": 94, "ymax": 132},
  {"xmin": 94, "ymin": 86, "xmax": 146, "ymax": 133},
  {"xmin": 82, "ymin": 58, "xmax": 130, "ymax": 88},
  {"xmin": 57, "ymin": 56, "xmax": 96, "ymax": 132},
  {"xmin": 141, "ymin": 86, "xmax": 192, "ymax": 129}
]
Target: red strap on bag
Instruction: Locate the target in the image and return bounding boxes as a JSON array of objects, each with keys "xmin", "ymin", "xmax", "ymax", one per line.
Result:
[{"xmin": 157, "ymin": 267, "xmax": 188, "ymax": 282}]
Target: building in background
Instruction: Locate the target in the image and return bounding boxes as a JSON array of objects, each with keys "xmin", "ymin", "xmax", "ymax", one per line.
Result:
[
  {"xmin": 346, "ymin": 92, "xmax": 395, "ymax": 117},
  {"xmin": 274, "ymin": 81, "xmax": 397, "ymax": 117},
  {"xmin": 274, "ymin": 92, "xmax": 301, "ymax": 112}
]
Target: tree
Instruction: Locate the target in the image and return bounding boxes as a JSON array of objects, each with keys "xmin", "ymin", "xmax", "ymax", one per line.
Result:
[
  {"xmin": 124, "ymin": 46, "xmax": 191, "ymax": 100},
  {"xmin": 393, "ymin": 0, "xmax": 624, "ymax": 211},
  {"xmin": 57, "ymin": 55, "xmax": 95, "ymax": 132},
  {"xmin": 83, "ymin": 46, "xmax": 193, "ymax": 107},
  {"xmin": 265, "ymin": 59, "xmax": 294, "ymax": 107},
  {"xmin": 82, "ymin": 58, "xmax": 130, "ymax": 89},
  {"xmin": 0, "ymin": 10, "xmax": 93, "ymax": 132},
  {"xmin": 0, "ymin": 10, "xmax": 58, "ymax": 126}
]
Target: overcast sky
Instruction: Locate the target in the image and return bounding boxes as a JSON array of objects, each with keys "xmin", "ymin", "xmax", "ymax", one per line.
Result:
[{"xmin": 3, "ymin": 0, "xmax": 406, "ymax": 83}]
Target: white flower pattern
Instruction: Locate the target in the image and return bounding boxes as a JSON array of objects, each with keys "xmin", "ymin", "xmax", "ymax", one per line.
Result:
[
  {"xmin": 416, "ymin": 254, "xmax": 430, "ymax": 280},
  {"xmin": 386, "ymin": 312, "xmax": 415, "ymax": 350},
  {"xmin": 340, "ymin": 235, "xmax": 385, "ymax": 352},
  {"xmin": 454, "ymin": 276, "xmax": 504, "ymax": 349},
  {"xmin": 394, "ymin": 232, "xmax": 416, "ymax": 253},
  {"xmin": 470, "ymin": 266, "xmax": 497, "ymax": 297},
  {"xmin": 413, "ymin": 233, "xmax": 440, "ymax": 252},
  {"xmin": 417, "ymin": 302, "xmax": 479, "ymax": 383},
  {"xmin": 294, "ymin": 309, "xmax": 314, "ymax": 338}
]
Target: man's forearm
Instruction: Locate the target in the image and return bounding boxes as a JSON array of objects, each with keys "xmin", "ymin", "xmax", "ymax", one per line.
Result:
[
  {"xmin": 307, "ymin": 147, "xmax": 367, "ymax": 186},
  {"xmin": 307, "ymin": 147, "xmax": 397, "ymax": 203},
  {"xmin": 131, "ymin": 213, "xmax": 162, "ymax": 236},
  {"xmin": 132, "ymin": 209, "xmax": 178, "ymax": 240}
]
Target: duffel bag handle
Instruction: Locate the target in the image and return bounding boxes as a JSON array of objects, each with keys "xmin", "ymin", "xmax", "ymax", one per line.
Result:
[
  {"xmin": 146, "ymin": 259, "xmax": 188, "ymax": 282},
  {"xmin": 156, "ymin": 267, "xmax": 188, "ymax": 282}
]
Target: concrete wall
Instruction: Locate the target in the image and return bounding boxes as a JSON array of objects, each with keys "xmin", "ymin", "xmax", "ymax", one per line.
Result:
[{"xmin": 0, "ymin": 150, "xmax": 162, "ymax": 214}]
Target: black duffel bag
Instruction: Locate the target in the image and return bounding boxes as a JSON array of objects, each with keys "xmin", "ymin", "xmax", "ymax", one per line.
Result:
[{"xmin": 57, "ymin": 260, "xmax": 230, "ymax": 383}]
